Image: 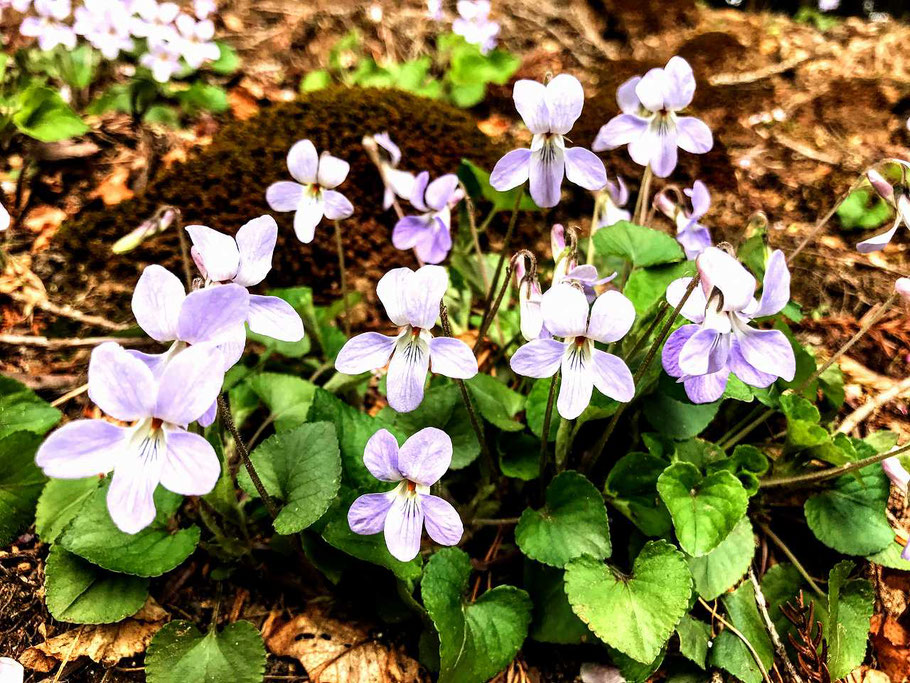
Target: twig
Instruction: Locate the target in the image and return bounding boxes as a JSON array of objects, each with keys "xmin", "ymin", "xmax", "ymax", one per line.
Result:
[
  {"xmin": 52, "ymin": 624, "xmax": 84, "ymax": 683},
  {"xmin": 699, "ymin": 598, "xmax": 771, "ymax": 683},
  {"xmin": 788, "ymin": 175, "xmax": 865, "ymax": 264},
  {"xmin": 759, "ymin": 441, "xmax": 910, "ymax": 490},
  {"xmin": 173, "ymin": 209, "xmax": 192, "ymax": 289},
  {"xmin": 633, "ymin": 165, "xmax": 653, "ymax": 226},
  {"xmin": 478, "ymin": 189, "xmax": 523, "ymax": 335},
  {"xmin": 0, "ymin": 334, "xmax": 152, "ymax": 348},
  {"xmin": 51, "ymin": 382, "xmax": 89, "ymax": 408},
  {"xmin": 758, "ymin": 523, "xmax": 825, "ymax": 598},
  {"xmin": 748, "ymin": 568, "xmax": 805, "ymax": 683},
  {"xmin": 837, "ymin": 375, "xmax": 910, "ymax": 435},
  {"xmin": 475, "ymin": 261, "xmax": 514, "ymax": 353},
  {"xmin": 7, "ymin": 291, "xmax": 131, "ymax": 332},
  {"xmin": 470, "ymin": 517, "xmax": 521, "ymax": 526}
]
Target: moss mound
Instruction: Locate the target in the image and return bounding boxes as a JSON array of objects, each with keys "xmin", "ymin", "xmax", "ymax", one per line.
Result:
[{"xmin": 48, "ymin": 87, "xmax": 503, "ymax": 317}]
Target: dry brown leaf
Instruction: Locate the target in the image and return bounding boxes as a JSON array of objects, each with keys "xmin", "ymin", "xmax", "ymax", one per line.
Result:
[
  {"xmin": 0, "ymin": 254, "xmax": 47, "ymax": 307},
  {"xmin": 90, "ymin": 166, "xmax": 135, "ymax": 206},
  {"xmin": 266, "ymin": 608, "xmax": 423, "ymax": 683},
  {"xmin": 19, "ymin": 598, "xmax": 168, "ymax": 673},
  {"xmin": 23, "ymin": 205, "xmax": 67, "ymax": 236},
  {"xmin": 229, "ymin": 88, "xmax": 260, "ymax": 121}
]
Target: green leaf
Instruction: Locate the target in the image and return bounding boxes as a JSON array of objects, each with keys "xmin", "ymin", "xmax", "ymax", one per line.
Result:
[
  {"xmin": 237, "ymin": 422, "xmax": 341, "ymax": 534},
  {"xmin": 760, "ymin": 563, "xmax": 819, "ymax": 641},
  {"xmin": 643, "ymin": 376, "xmax": 720, "ymax": 440},
  {"xmin": 524, "ymin": 562, "xmax": 591, "ymax": 644},
  {"xmin": 59, "ymin": 483, "xmax": 200, "ymax": 577},
  {"xmin": 564, "ymin": 540, "xmax": 692, "ymax": 663},
  {"xmin": 868, "ymin": 539, "xmax": 910, "ymax": 569},
  {"xmin": 300, "ymin": 69, "xmax": 332, "ymax": 92},
  {"xmin": 465, "ymin": 374, "xmax": 525, "ymax": 432},
  {"xmin": 0, "ymin": 431, "xmax": 46, "ymax": 545},
  {"xmin": 498, "ymin": 432, "xmax": 539, "ymax": 481},
  {"xmin": 246, "ymin": 372, "xmax": 317, "ymax": 432},
  {"xmin": 657, "ymin": 463, "xmax": 749, "ymax": 557},
  {"xmin": 526, "ymin": 378, "xmax": 558, "ymax": 442},
  {"xmin": 176, "ymin": 82, "xmax": 229, "ymax": 114},
  {"xmin": 837, "ymin": 189, "xmax": 893, "ymax": 231},
  {"xmin": 210, "ymin": 42, "xmax": 240, "ymax": 74},
  {"xmin": 422, "ymin": 547, "xmax": 532, "ymax": 683},
  {"xmin": 686, "ymin": 516, "xmax": 756, "ymax": 600},
  {"xmin": 12, "ymin": 84, "xmax": 88, "ymax": 142},
  {"xmin": 593, "ymin": 221, "xmax": 684, "ymax": 268},
  {"xmin": 603, "ymin": 452, "xmax": 672, "ymax": 537},
  {"xmin": 676, "ymin": 615, "xmax": 711, "ymax": 669},
  {"xmin": 824, "ymin": 562, "xmax": 874, "ymax": 679},
  {"xmin": 448, "ymin": 81, "xmax": 487, "ymax": 108},
  {"xmin": 623, "ymin": 261, "xmax": 696, "ymax": 316},
  {"xmin": 35, "ymin": 477, "xmax": 101, "ymax": 544},
  {"xmin": 516, "ymin": 471, "xmax": 611, "ymax": 567},
  {"xmin": 145, "ymin": 620, "xmax": 266, "ymax": 683},
  {"xmin": 708, "ymin": 581, "xmax": 774, "ymax": 683},
  {"xmin": 0, "ymin": 375, "xmax": 62, "ymax": 439},
  {"xmin": 804, "ymin": 467, "xmax": 892, "ymax": 555},
  {"xmin": 45, "ymin": 546, "xmax": 148, "ymax": 624}
]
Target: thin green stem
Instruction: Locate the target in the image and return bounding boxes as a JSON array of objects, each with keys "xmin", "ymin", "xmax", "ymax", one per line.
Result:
[
  {"xmin": 538, "ymin": 372, "xmax": 559, "ymax": 493},
  {"xmin": 586, "ymin": 192, "xmax": 606, "ymax": 265},
  {"xmin": 475, "ymin": 262, "xmax": 514, "ymax": 351},
  {"xmin": 633, "ymin": 165, "xmax": 653, "ymax": 226},
  {"xmin": 759, "ymin": 441, "xmax": 910, "ymax": 489},
  {"xmin": 625, "ymin": 300, "xmax": 670, "ymax": 361},
  {"xmin": 479, "ymin": 188, "xmax": 523, "ymax": 332},
  {"xmin": 334, "ymin": 220, "xmax": 350, "ymax": 337},
  {"xmin": 758, "ymin": 523, "xmax": 825, "ymax": 598}
]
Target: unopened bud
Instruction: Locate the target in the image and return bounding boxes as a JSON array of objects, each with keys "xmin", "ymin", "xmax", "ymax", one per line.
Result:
[{"xmin": 867, "ymin": 169, "xmax": 894, "ymax": 202}]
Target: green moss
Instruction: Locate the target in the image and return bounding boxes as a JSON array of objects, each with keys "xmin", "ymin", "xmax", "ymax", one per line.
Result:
[{"xmin": 49, "ymin": 87, "xmax": 503, "ymax": 315}]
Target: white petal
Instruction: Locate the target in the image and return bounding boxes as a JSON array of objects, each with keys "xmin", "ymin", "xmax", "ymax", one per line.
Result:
[
  {"xmin": 406, "ymin": 265, "xmax": 448, "ymax": 329},
  {"xmin": 233, "ymin": 215, "xmax": 277, "ymax": 287},
  {"xmin": 587, "ymin": 289, "xmax": 635, "ymax": 343},
  {"xmin": 376, "ymin": 267, "xmax": 414, "ymax": 326},
  {"xmin": 287, "ymin": 139, "xmax": 318, "ymax": 184},
  {"xmin": 557, "ymin": 345, "xmax": 594, "ymax": 420},
  {"xmin": 541, "ymin": 284, "xmax": 589, "ymax": 338},
  {"xmin": 184, "ymin": 225, "xmax": 240, "ymax": 283},
  {"xmin": 316, "ymin": 153, "xmax": 350, "ymax": 189},
  {"xmin": 131, "ymin": 265, "xmax": 185, "ymax": 342},
  {"xmin": 513, "ymin": 79, "xmax": 549, "ymax": 134},
  {"xmin": 160, "ymin": 426, "xmax": 220, "ymax": 496}
]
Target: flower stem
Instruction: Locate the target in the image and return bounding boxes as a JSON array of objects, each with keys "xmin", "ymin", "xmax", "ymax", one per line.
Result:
[
  {"xmin": 720, "ymin": 291, "xmax": 899, "ymax": 450},
  {"xmin": 759, "ymin": 440, "xmax": 910, "ymax": 490},
  {"xmin": 581, "ymin": 276, "xmax": 701, "ymax": 473},
  {"xmin": 757, "ymin": 522, "xmax": 825, "ymax": 598},
  {"xmin": 698, "ymin": 597, "xmax": 772, "ymax": 683},
  {"xmin": 633, "ymin": 165, "xmax": 653, "ymax": 226},
  {"xmin": 788, "ymin": 173, "xmax": 866, "ymax": 265},
  {"xmin": 333, "ymin": 220, "xmax": 351, "ymax": 337},
  {"xmin": 538, "ymin": 372, "xmax": 559, "ymax": 494},
  {"xmin": 475, "ymin": 261, "xmax": 514, "ymax": 352},
  {"xmin": 217, "ymin": 394, "xmax": 280, "ymax": 520},
  {"xmin": 478, "ymin": 188, "xmax": 523, "ymax": 336}
]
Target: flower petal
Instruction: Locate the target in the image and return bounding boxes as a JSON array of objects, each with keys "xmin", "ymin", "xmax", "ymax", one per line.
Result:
[
  {"xmin": 428, "ymin": 337, "xmax": 478, "ymax": 379},
  {"xmin": 747, "ymin": 249, "xmax": 790, "ymax": 318},
  {"xmin": 683, "ymin": 369, "xmax": 730, "ymax": 404},
  {"xmin": 513, "ymin": 79, "xmax": 549, "ymax": 134},
  {"xmin": 363, "ymin": 429, "xmax": 402, "ymax": 482},
  {"xmin": 733, "ymin": 325, "xmax": 796, "ymax": 382},
  {"xmin": 317, "ymin": 153, "xmax": 350, "ymax": 189},
  {"xmin": 420, "ymin": 494, "xmax": 464, "ymax": 546},
  {"xmin": 592, "ymin": 114, "xmax": 648, "ymax": 152},
  {"xmin": 36, "ymin": 420, "xmax": 126, "ymax": 478},
  {"xmin": 160, "ymin": 426, "xmax": 220, "ymax": 495},
  {"xmin": 386, "ymin": 333, "xmax": 430, "ymax": 412},
  {"xmin": 558, "ymin": 347, "xmax": 594, "ymax": 419},
  {"xmin": 266, "ymin": 181, "xmax": 305, "ymax": 212},
  {"xmin": 662, "ymin": 324, "xmax": 699, "ymax": 378},
  {"xmin": 384, "ymin": 494, "xmax": 424, "ymax": 561},
  {"xmin": 392, "ymin": 215, "xmax": 430, "ymax": 251},
  {"xmin": 666, "ymin": 276, "xmax": 707, "ymax": 323},
  {"xmin": 287, "ymin": 139, "xmax": 318, "ymax": 184},
  {"xmin": 335, "ymin": 332, "xmax": 396, "ymax": 374},
  {"xmin": 348, "ymin": 492, "xmax": 394, "ymax": 535},
  {"xmin": 587, "ymin": 290, "xmax": 635, "ymax": 343},
  {"xmin": 635, "ymin": 67, "xmax": 670, "ymax": 112},
  {"xmin": 177, "ymin": 283, "xmax": 250, "ymax": 345},
  {"xmin": 591, "ymin": 349, "xmax": 635, "ymax": 403},
  {"xmin": 397, "ymin": 427, "xmax": 452, "ymax": 487},
  {"xmin": 564, "ymin": 147, "xmax": 607, "ymax": 191},
  {"xmin": 425, "ymin": 174, "xmax": 459, "ymax": 212},
  {"xmin": 645, "ymin": 123, "xmax": 679, "ymax": 178},
  {"xmin": 106, "ymin": 448, "xmax": 163, "ymax": 534},
  {"xmin": 88, "ymin": 342, "xmax": 156, "ymax": 421},
  {"xmin": 678, "ymin": 327, "xmax": 722, "ymax": 376},
  {"xmin": 510, "ymin": 338, "xmax": 564, "ymax": 378},
  {"xmin": 376, "ymin": 268, "xmax": 413, "ymax": 326},
  {"xmin": 663, "ymin": 56, "xmax": 696, "ymax": 110},
  {"xmin": 233, "ymin": 215, "xmax": 277, "ymax": 287},
  {"xmin": 856, "ymin": 221, "xmax": 900, "ymax": 253},
  {"xmin": 529, "ymin": 144, "xmax": 565, "ymax": 208},
  {"xmin": 728, "ymin": 340, "xmax": 777, "ymax": 388},
  {"xmin": 696, "ymin": 247, "xmax": 756, "ymax": 312},
  {"xmin": 676, "ymin": 116, "xmax": 713, "ymax": 155},
  {"xmin": 155, "ymin": 343, "xmax": 226, "ymax": 425},
  {"xmin": 247, "ymin": 294, "xmax": 304, "ymax": 342},
  {"xmin": 132, "ymin": 264, "xmax": 185, "ymax": 342},
  {"xmin": 415, "ymin": 215, "xmax": 453, "ymax": 265},
  {"xmin": 409, "ymin": 171, "xmax": 430, "ymax": 212},
  {"xmin": 687, "ymin": 180, "xmax": 711, "ymax": 218},
  {"xmin": 882, "ymin": 456, "xmax": 910, "ymax": 490},
  {"xmin": 545, "ymin": 73, "xmax": 585, "ymax": 135},
  {"xmin": 616, "ymin": 76, "xmax": 642, "ymax": 114},
  {"xmin": 197, "ymin": 400, "xmax": 218, "ymax": 428},
  {"xmin": 293, "ymin": 194, "xmax": 325, "ymax": 243},
  {"xmin": 406, "ymin": 265, "xmax": 448, "ymax": 329},
  {"xmin": 490, "ymin": 149, "xmax": 531, "ymax": 192},
  {"xmin": 323, "ymin": 190, "xmax": 354, "ymax": 220},
  {"xmin": 541, "ymin": 284, "xmax": 589, "ymax": 338},
  {"xmin": 184, "ymin": 225, "xmax": 240, "ymax": 283}
]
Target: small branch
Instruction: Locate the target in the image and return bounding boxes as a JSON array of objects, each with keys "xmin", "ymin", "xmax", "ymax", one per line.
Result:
[
  {"xmin": 475, "ymin": 261, "xmax": 514, "ymax": 353},
  {"xmin": 0, "ymin": 334, "xmax": 153, "ymax": 348},
  {"xmin": 788, "ymin": 173, "xmax": 865, "ymax": 264},
  {"xmin": 699, "ymin": 598, "xmax": 772, "ymax": 683},
  {"xmin": 173, "ymin": 209, "xmax": 192, "ymax": 289},
  {"xmin": 51, "ymin": 382, "xmax": 88, "ymax": 408},
  {"xmin": 748, "ymin": 568, "xmax": 806, "ymax": 683},
  {"xmin": 478, "ymin": 188, "xmax": 523, "ymax": 336},
  {"xmin": 633, "ymin": 165, "xmax": 654, "ymax": 226},
  {"xmin": 470, "ymin": 517, "xmax": 520, "ymax": 526},
  {"xmin": 758, "ymin": 523, "xmax": 825, "ymax": 598},
  {"xmin": 8, "ymin": 291, "xmax": 131, "ymax": 332},
  {"xmin": 759, "ymin": 441, "xmax": 910, "ymax": 490},
  {"xmin": 837, "ymin": 375, "xmax": 910, "ymax": 435}
]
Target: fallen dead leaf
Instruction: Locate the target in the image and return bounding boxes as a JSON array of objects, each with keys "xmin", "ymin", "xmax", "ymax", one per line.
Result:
[
  {"xmin": 23, "ymin": 205, "xmax": 67, "ymax": 235},
  {"xmin": 229, "ymin": 87, "xmax": 260, "ymax": 121},
  {"xmin": 266, "ymin": 607, "xmax": 424, "ymax": 683},
  {"xmin": 477, "ymin": 114, "xmax": 511, "ymax": 137},
  {"xmin": 0, "ymin": 254, "xmax": 47, "ymax": 310},
  {"xmin": 19, "ymin": 598, "xmax": 168, "ymax": 673},
  {"xmin": 89, "ymin": 166, "xmax": 135, "ymax": 206}
]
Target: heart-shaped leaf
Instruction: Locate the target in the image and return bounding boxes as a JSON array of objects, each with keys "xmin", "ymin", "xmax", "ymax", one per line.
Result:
[
  {"xmin": 657, "ymin": 462, "xmax": 748, "ymax": 557},
  {"xmin": 593, "ymin": 221, "xmax": 684, "ymax": 267},
  {"xmin": 708, "ymin": 581, "xmax": 774, "ymax": 683},
  {"xmin": 145, "ymin": 620, "xmax": 266, "ymax": 683},
  {"xmin": 35, "ymin": 477, "xmax": 101, "ymax": 543},
  {"xmin": 422, "ymin": 547, "xmax": 532, "ymax": 683},
  {"xmin": 0, "ymin": 375, "xmax": 61, "ymax": 440},
  {"xmin": 686, "ymin": 516, "xmax": 756, "ymax": 600},
  {"xmin": 564, "ymin": 540, "xmax": 692, "ymax": 663},
  {"xmin": 516, "ymin": 471, "xmax": 611, "ymax": 567},
  {"xmin": 0, "ymin": 431, "xmax": 46, "ymax": 546}
]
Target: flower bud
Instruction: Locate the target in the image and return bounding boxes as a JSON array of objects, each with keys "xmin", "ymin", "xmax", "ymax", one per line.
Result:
[
  {"xmin": 896, "ymin": 277, "xmax": 910, "ymax": 303},
  {"xmin": 867, "ymin": 169, "xmax": 894, "ymax": 202}
]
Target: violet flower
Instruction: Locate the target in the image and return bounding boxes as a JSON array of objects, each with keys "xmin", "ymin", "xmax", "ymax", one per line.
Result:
[
  {"xmin": 856, "ymin": 168, "xmax": 910, "ymax": 253},
  {"xmin": 130, "ymin": 0, "xmax": 180, "ymax": 42},
  {"xmin": 881, "ymin": 453, "xmax": 910, "ymax": 560},
  {"xmin": 266, "ymin": 139, "xmax": 355, "ymax": 244},
  {"xmin": 452, "ymin": 0, "xmax": 499, "ymax": 55},
  {"xmin": 140, "ymin": 39, "xmax": 183, "ymax": 83},
  {"xmin": 73, "ymin": 0, "xmax": 134, "ymax": 59},
  {"xmin": 194, "ymin": 0, "xmax": 215, "ymax": 19},
  {"xmin": 363, "ymin": 132, "xmax": 415, "ymax": 211},
  {"xmin": 20, "ymin": 0, "xmax": 77, "ymax": 51},
  {"xmin": 594, "ymin": 175, "xmax": 631, "ymax": 233},
  {"xmin": 174, "ymin": 12, "xmax": 219, "ymax": 68},
  {"xmin": 514, "ymin": 253, "xmax": 543, "ymax": 341},
  {"xmin": 510, "ymin": 283, "xmax": 636, "ymax": 420},
  {"xmin": 661, "ymin": 247, "xmax": 796, "ymax": 404},
  {"xmin": 491, "ymin": 74, "xmax": 607, "ymax": 208},
  {"xmin": 593, "ymin": 57, "xmax": 713, "ymax": 178},
  {"xmin": 185, "ymin": 216, "xmax": 304, "ymax": 345},
  {"xmin": 335, "ymin": 266, "xmax": 478, "ymax": 413},
  {"xmin": 655, "ymin": 180, "xmax": 713, "ymax": 260},
  {"xmin": 896, "ymin": 277, "xmax": 910, "ymax": 303},
  {"xmin": 392, "ymin": 172, "xmax": 462, "ymax": 264},
  {"xmin": 348, "ymin": 427, "xmax": 463, "ymax": 562},
  {"xmin": 35, "ymin": 342, "xmax": 223, "ymax": 534}
]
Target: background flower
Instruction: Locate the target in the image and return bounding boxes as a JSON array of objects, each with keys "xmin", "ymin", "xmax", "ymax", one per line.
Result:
[{"xmin": 392, "ymin": 172, "xmax": 462, "ymax": 264}]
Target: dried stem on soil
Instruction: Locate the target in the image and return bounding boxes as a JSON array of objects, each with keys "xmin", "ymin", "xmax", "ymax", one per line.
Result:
[
  {"xmin": 700, "ymin": 597, "xmax": 772, "ymax": 683},
  {"xmin": 748, "ymin": 568, "xmax": 805, "ymax": 683},
  {"xmin": 759, "ymin": 440, "xmax": 910, "ymax": 490}
]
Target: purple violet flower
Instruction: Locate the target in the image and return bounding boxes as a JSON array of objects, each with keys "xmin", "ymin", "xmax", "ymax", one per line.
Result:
[
  {"xmin": 592, "ymin": 57, "xmax": 713, "ymax": 178},
  {"xmin": 348, "ymin": 427, "xmax": 463, "ymax": 561},
  {"xmin": 266, "ymin": 139, "xmax": 355, "ymax": 244},
  {"xmin": 490, "ymin": 74, "xmax": 607, "ymax": 208},
  {"xmin": 595, "ymin": 175, "xmax": 631, "ymax": 232},
  {"xmin": 335, "ymin": 265, "xmax": 478, "ymax": 413},
  {"xmin": 655, "ymin": 180, "xmax": 713, "ymax": 260},
  {"xmin": 452, "ymin": 0, "xmax": 499, "ymax": 55},
  {"xmin": 392, "ymin": 172, "xmax": 462, "ymax": 265},
  {"xmin": 363, "ymin": 132, "xmax": 415, "ymax": 211},
  {"xmin": 35, "ymin": 342, "xmax": 224, "ymax": 534},
  {"xmin": 856, "ymin": 168, "xmax": 910, "ymax": 253},
  {"xmin": 185, "ymin": 216, "xmax": 304, "ymax": 344},
  {"xmin": 174, "ymin": 12, "xmax": 219, "ymax": 68},
  {"xmin": 510, "ymin": 283, "xmax": 635, "ymax": 419},
  {"xmin": 514, "ymin": 253, "xmax": 543, "ymax": 341},
  {"xmin": 20, "ymin": 0, "xmax": 77, "ymax": 51},
  {"xmin": 661, "ymin": 247, "xmax": 796, "ymax": 404},
  {"xmin": 73, "ymin": 0, "xmax": 134, "ymax": 59},
  {"xmin": 882, "ymin": 454, "xmax": 910, "ymax": 560},
  {"xmin": 130, "ymin": 0, "xmax": 180, "ymax": 42}
]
